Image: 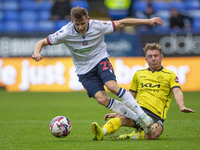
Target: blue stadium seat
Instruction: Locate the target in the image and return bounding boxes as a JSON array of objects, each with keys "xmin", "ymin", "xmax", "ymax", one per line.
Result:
[
  {"xmin": 108, "ymin": 10, "xmax": 128, "ymax": 20},
  {"xmin": 133, "ymin": 1, "xmax": 148, "ymax": 12},
  {"xmin": 185, "ymin": 1, "xmax": 200, "ymax": 10},
  {"xmin": 0, "ymin": 2, "xmax": 2, "ymax": 11},
  {"xmin": 4, "ymin": 21, "xmax": 21, "ymax": 32},
  {"xmin": 3, "ymin": 1, "xmax": 19, "ymax": 11},
  {"xmin": 4, "ymin": 11, "xmax": 20, "ymax": 21},
  {"xmin": 71, "ymin": 0, "xmax": 89, "ymax": 10},
  {"xmin": 37, "ymin": 21, "xmax": 55, "ymax": 32},
  {"xmin": 192, "ymin": 18, "xmax": 200, "ymax": 29},
  {"xmin": 156, "ymin": 10, "xmax": 171, "ymax": 20},
  {"xmin": 37, "ymin": 1, "xmax": 53, "ymax": 11},
  {"xmin": 2, "ymin": 0, "xmax": 19, "ymax": 1},
  {"xmin": 0, "ymin": 11, "xmax": 3, "ymax": 21},
  {"xmin": 38, "ymin": 11, "xmax": 51, "ymax": 21},
  {"xmin": 184, "ymin": 0, "xmax": 199, "ymax": 2},
  {"xmin": 187, "ymin": 10, "xmax": 200, "ymax": 20},
  {"xmin": 20, "ymin": 11, "xmax": 37, "ymax": 21},
  {"xmin": 152, "ymin": 2, "xmax": 170, "ymax": 11},
  {"xmin": 18, "ymin": 0, "xmax": 34, "ymax": 1},
  {"xmin": 55, "ymin": 20, "xmax": 69, "ymax": 30},
  {"xmin": 135, "ymin": 11, "xmax": 146, "ymax": 19},
  {"xmin": 170, "ymin": 2, "xmax": 185, "ymax": 11},
  {"xmin": 0, "ymin": 21, "xmax": 4, "ymax": 32},
  {"xmin": 21, "ymin": 21, "xmax": 37, "ymax": 32},
  {"xmin": 20, "ymin": 1, "xmax": 37, "ymax": 11}
]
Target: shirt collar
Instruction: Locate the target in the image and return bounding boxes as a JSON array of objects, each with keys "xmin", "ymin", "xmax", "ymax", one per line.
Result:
[{"xmin": 148, "ymin": 66, "xmax": 164, "ymax": 72}]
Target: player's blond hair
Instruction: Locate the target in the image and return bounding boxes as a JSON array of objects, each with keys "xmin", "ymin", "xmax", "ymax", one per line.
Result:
[
  {"xmin": 143, "ymin": 43, "xmax": 162, "ymax": 56},
  {"xmin": 70, "ymin": 7, "xmax": 88, "ymax": 20}
]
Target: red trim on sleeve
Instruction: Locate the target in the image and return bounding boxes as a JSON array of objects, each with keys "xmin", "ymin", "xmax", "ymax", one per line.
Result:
[
  {"xmin": 111, "ymin": 21, "xmax": 116, "ymax": 31},
  {"xmin": 47, "ymin": 36, "xmax": 52, "ymax": 45}
]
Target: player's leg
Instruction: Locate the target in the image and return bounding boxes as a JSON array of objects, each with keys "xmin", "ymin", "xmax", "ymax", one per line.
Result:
[
  {"xmin": 118, "ymin": 109, "xmax": 164, "ymax": 140},
  {"xmin": 146, "ymin": 123, "xmax": 163, "ymax": 140},
  {"xmin": 77, "ymin": 65, "xmax": 142, "ymax": 140},
  {"xmin": 91, "ymin": 117, "xmax": 122, "ymax": 141},
  {"xmin": 98, "ymin": 58, "xmax": 153, "ymax": 134},
  {"xmin": 91, "ymin": 113, "xmax": 162, "ymax": 140},
  {"xmin": 92, "ymin": 91, "xmax": 142, "ymax": 140},
  {"xmin": 91, "ymin": 114, "xmax": 134, "ymax": 140},
  {"xmin": 104, "ymin": 80, "xmax": 153, "ymax": 134},
  {"xmin": 78, "ymin": 63, "xmax": 140, "ymax": 121},
  {"xmin": 118, "ymin": 123, "xmax": 163, "ymax": 140},
  {"xmin": 103, "ymin": 115, "xmax": 134, "ymax": 136},
  {"xmin": 105, "ymin": 80, "xmax": 144, "ymax": 116}
]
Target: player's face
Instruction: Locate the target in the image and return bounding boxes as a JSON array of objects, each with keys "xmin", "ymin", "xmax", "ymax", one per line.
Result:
[
  {"xmin": 72, "ymin": 16, "xmax": 90, "ymax": 35},
  {"xmin": 145, "ymin": 49, "xmax": 163, "ymax": 71}
]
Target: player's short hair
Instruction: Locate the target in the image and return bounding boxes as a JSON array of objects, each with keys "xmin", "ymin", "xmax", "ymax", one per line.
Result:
[
  {"xmin": 70, "ymin": 7, "xmax": 88, "ymax": 20},
  {"xmin": 143, "ymin": 43, "xmax": 162, "ymax": 56}
]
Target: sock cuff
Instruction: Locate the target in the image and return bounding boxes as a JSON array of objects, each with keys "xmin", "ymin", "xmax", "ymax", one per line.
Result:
[
  {"xmin": 103, "ymin": 117, "xmax": 122, "ymax": 135},
  {"xmin": 117, "ymin": 88, "xmax": 126, "ymax": 99},
  {"xmin": 107, "ymin": 98, "xmax": 115, "ymax": 109},
  {"xmin": 114, "ymin": 117, "xmax": 122, "ymax": 127}
]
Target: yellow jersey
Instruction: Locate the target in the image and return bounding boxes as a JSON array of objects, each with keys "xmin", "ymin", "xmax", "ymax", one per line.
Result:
[{"xmin": 130, "ymin": 66, "xmax": 180, "ymax": 120}]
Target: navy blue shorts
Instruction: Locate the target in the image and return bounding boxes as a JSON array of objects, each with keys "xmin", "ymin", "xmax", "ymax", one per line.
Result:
[{"xmin": 77, "ymin": 57, "xmax": 116, "ymax": 98}]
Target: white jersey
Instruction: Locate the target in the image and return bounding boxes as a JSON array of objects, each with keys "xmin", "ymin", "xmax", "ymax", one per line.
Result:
[{"xmin": 47, "ymin": 19, "xmax": 116, "ymax": 74}]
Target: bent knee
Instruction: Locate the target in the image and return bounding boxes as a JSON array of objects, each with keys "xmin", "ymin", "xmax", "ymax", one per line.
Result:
[
  {"xmin": 105, "ymin": 81, "xmax": 120, "ymax": 94},
  {"xmin": 146, "ymin": 123, "xmax": 163, "ymax": 140},
  {"xmin": 96, "ymin": 97, "xmax": 109, "ymax": 106},
  {"xmin": 95, "ymin": 92, "xmax": 110, "ymax": 106}
]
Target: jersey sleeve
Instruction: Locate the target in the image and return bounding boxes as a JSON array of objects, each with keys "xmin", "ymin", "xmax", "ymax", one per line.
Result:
[
  {"xmin": 47, "ymin": 27, "xmax": 67, "ymax": 45},
  {"xmin": 170, "ymin": 71, "xmax": 180, "ymax": 89},
  {"xmin": 129, "ymin": 71, "xmax": 138, "ymax": 93},
  {"xmin": 99, "ymin": 20, "xmax": 116, "ymax": 34}
]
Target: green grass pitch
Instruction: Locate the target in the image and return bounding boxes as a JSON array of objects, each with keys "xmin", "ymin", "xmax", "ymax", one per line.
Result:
[{"xmin": 0, "ymin": 89, "xmax": 199, "ymax": 150}]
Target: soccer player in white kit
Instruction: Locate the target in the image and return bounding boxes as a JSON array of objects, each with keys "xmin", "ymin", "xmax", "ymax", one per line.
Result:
[{"xmin": 32, "ymin": 7, "xmax": 164, "ymax": 140}]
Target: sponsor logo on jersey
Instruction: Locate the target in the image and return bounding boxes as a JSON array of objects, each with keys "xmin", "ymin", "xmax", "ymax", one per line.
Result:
[
  {"xmin": 141, "ymin": 83, "xmax": 161, "ymax": 88},
  {"xmin": 157, "ymin": 76, "xmax": 164, "ymax": 81},
  {"xmin": 73, "ymin": 47, "xmax": 94, "ymax": 54},
  {"xmin": 82, "ymin": 40, "xmax": 88, "ymax": 46},
  {"xmin": 175, "ymin": 76, "xmax": 179, "ymax": 83},
  {"xmin": 82, "ymin": 35, "xmax": 88, "ymax": 45}
]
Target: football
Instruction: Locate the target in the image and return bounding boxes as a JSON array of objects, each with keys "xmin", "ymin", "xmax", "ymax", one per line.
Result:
[{"xmin": 49, "ymin": 116, "xmax": 72, "ymax": 138}]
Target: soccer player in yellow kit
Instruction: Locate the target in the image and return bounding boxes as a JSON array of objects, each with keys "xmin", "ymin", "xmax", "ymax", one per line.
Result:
[{"xmin": 91, "ymin": 43, "xmax": 195, "ymax": 140}]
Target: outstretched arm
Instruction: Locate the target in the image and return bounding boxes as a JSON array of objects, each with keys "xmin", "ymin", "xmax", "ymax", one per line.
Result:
[
  {"xmin": 113, "ymin": 17, "xmax": 164, "ymax": 30},
  {"xmin": 32, "ymin": 38, "xmax": 49, "ymax": 62},
  {"xmin": 173, "ymin": 87, "xmax": 195, "ymax": 113}
]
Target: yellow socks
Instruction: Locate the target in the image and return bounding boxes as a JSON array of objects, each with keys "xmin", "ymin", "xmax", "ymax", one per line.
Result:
[{"xmin": 103, "ymin": 117, "xmax": 121, "ymax": 135}]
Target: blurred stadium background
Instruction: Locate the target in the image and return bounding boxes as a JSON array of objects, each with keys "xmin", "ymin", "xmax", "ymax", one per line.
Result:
[{"xmin": 0, "ymin": 0, "xmax": 200, "ymax": 92}]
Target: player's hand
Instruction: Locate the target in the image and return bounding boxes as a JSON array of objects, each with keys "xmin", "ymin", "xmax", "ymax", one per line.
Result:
[
  {"xmin": 104, "ymin": 113, "xmax": 117, "ymax": 121},
  {"xmin": 32, "ymin": 53, "xmax": 43, "ymax": 62},
  {"xmin": 180, "ymin": 106, "xmax": 195, "ymax": 113},
  {"xmin": 148, "ymin": 17, "xmax": 164, "ymax": 26}
]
